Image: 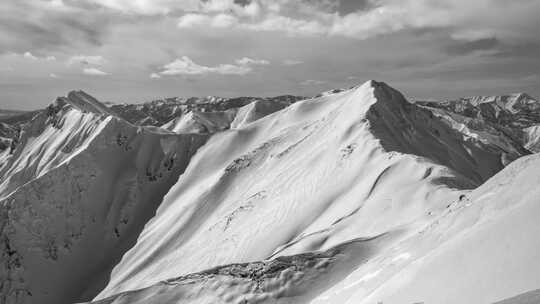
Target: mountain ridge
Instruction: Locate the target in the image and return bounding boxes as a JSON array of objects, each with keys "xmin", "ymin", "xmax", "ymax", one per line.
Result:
[{"xmin": 1, "ymin": 81, "xmax": 539, "ymax": 304}]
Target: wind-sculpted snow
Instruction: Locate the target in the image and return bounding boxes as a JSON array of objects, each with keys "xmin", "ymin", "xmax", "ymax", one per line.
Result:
[
  {"xmin": 0, "ymin": 92, "xmax": 208, "ymax": 304},
  {"xmin": 2, "ymin": 82, "xmax": 539, "ymax": 304},
  {"xmin": 95, "ymin": 80, "xmax": 533, "ymax": 303}
]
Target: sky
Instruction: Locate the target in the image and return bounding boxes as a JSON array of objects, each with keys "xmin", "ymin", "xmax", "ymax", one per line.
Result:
[{"xmin": 1, "ymin": 0, "xmax": 540, "ymax": 110}]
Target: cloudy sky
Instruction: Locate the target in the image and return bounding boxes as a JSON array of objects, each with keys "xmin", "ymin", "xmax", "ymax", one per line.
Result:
[{"xmin": 1, "ymin": 0, "xmax": 540, "ymax": 110}]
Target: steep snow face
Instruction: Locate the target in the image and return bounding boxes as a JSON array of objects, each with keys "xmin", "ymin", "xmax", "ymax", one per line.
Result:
[
  {"xmin": 417, "ymin": 93, "xmax": 540, "ymax": 153},
  {"xmin": 0, "ymin": 102, "xmax": 110, "ymax": 199},
  {"xmin": 96, "ymin": 80, "xmax": 522, "ymax": 300},
  {"xmin": 0, "ymin": 92, "xmax": 208, "ymax": 304}
]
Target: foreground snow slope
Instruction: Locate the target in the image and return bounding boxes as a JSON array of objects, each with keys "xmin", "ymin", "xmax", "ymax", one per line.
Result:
[
  {"xmin": 313, "ymin": 152, "xmax": 540, "ymax": 304},
  {"xmin": 96, "ymin": 80, "xmax": 525, "ymax": 301},
  {"xmin": 0, "ymin": 92, "xmax": 208, "ymax": 304},
  {"xmin": 88, "ymin": 234, "xmax": 398, "ymax": 304},
  {"xmin": 85, "ymin": 147, "xmax": 540, "ymax": 304}
]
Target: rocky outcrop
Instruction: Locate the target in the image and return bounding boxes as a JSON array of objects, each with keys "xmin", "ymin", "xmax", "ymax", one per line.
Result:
[{"xmin": 86, "ymin": 234, "xmax": 393, "ymax": 304}]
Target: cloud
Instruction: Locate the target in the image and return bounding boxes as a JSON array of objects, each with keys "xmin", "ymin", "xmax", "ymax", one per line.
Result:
[
  {"xmin": 283, "ymin": 59, "xmax": 303, "ymax": 65},
  {"xmin": 83, "ymin": 67, "xmax": 109, "ymax": 76},
  {"xmin": 300, "ymin": 79, "xmax": 327, "ymax": 86},
  {"xmin": 23, "ymin": 52, "xmax": 38, "ymax": 60},
  {"xmin": 78, "ymin": 0, "xmax": 199, "ymax": 15},
  {"xmin": 177, "ymin": 13, "xmax": 238, "ymax": 28},
  {"xmin": 444, "ymin": 37, "xmax": 500, "ymax": 56},
  {"xmin": 0, "ymin": 0, "xmax": 113, "ymax": 54},
  {"xmin": 150, "ymin": 73, "xmax": 161, "ymax": 79},
  {"xmin": 67, "ymin": 55, "xmax": 105, "ymax": 66},
  {"xmin": 49, "ymin": 73, "xmax": 59, "ymax": 78},
  {"xmin": 242, "ymin": 15, "xmax": 327, "ymax": 36},
  {"xmin": 178, "ymin": 13, "xmax": 327, "ymax": 37},
  {"xmin": 19, "ymin": 52, "xmax": 56, "ymax": 61},
  {"xmin": 234, "ymin": 57, "xmax": 269, "ymax": 66},
  {"xmin": 171, "ymin": 0, "xmax": 540, "ymax": 44},
  {"xmin": 177, "ymin": 13, "xmax": 211, "ymax": 28},
  {"xmin": 157, "ymin": 56, "xmax": 269, "ymax": 76}
]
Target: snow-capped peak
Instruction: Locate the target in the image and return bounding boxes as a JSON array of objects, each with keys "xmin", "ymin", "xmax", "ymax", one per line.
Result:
[{"xmin": 53, "ymin": 90, "xmax": 116, "ymax": 116}]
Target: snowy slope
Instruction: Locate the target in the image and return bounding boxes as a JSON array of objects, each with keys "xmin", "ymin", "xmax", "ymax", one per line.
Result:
[
  {"xmin": 86, "ymin": 148, "xmax": 540, "ymax": 304},
  {"xmin": 0, "ymin": 92, "xmax": 208, "ymax": 304},
  {"xmin": 94, "ymin": 80, "xmax": 528, "ymax": 302},
  {"xmin": 3, "ymin": 81, "xmax": 538, "ymax": 304},
  {"xmin": 333, "ymin": 153, "xmax": 540, "ymax": 304}
]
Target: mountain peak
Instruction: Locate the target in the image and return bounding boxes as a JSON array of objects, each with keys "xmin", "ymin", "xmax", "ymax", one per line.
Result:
[{"xmin": 51, "ymin": 90, "xmax": 115, "ymax": 116}]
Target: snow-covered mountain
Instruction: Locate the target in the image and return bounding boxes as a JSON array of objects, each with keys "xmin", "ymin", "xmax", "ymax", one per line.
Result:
[
  {"xmin": 416, "ymin": 93, "xmax": 540, "ymax": 153},
  {"xmin": 1, "ymin": 81, "xmax": 539, "ymax": 304},
  {"xmin": 109, "ymin": 95, "xmax": 304, "ymax": 127},
  {"xmin": 0, "ymin": 92, "xmax": 208, "ymax": 304}
]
